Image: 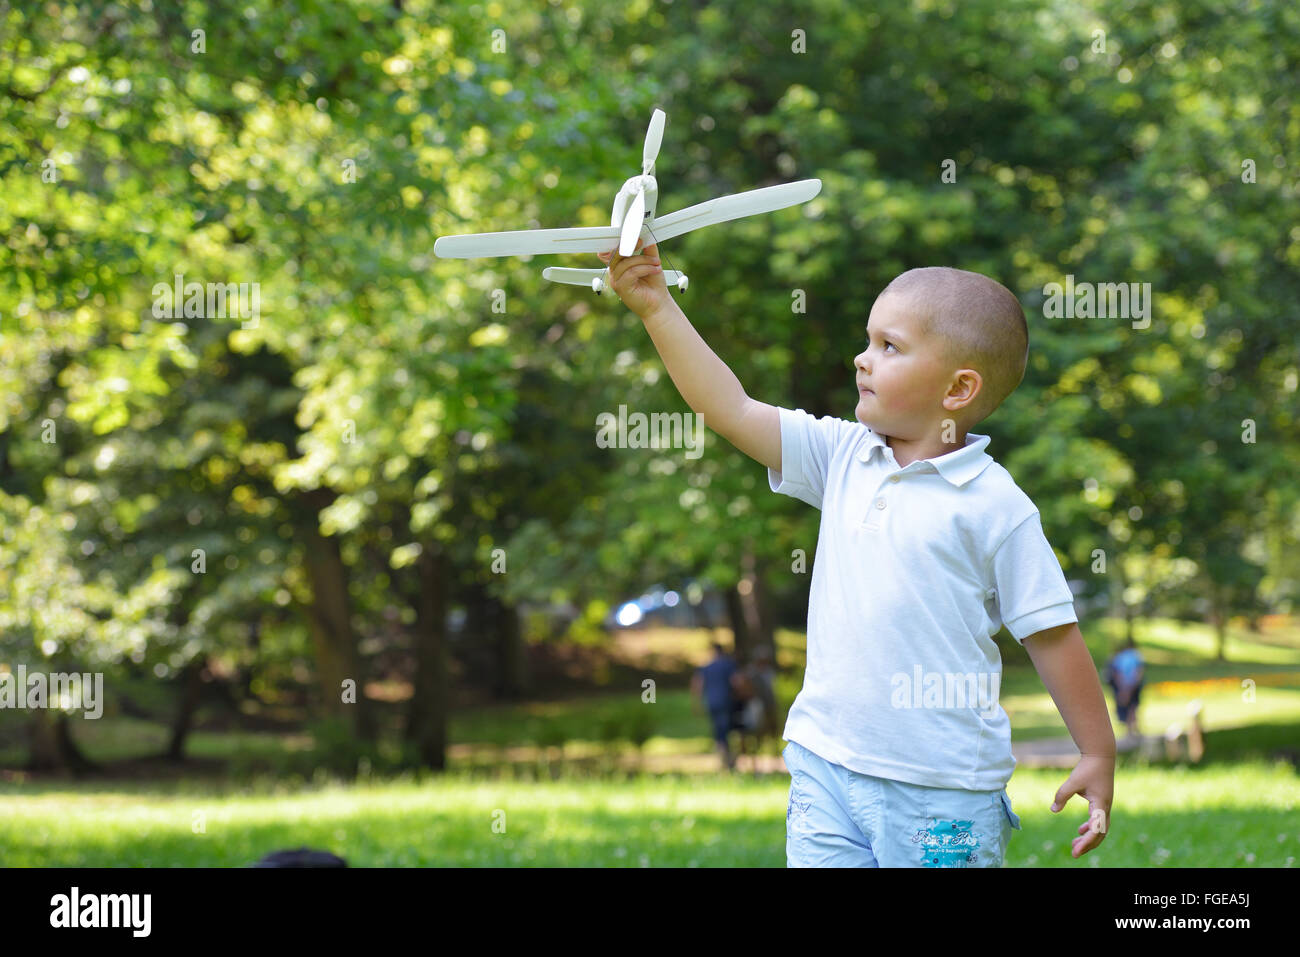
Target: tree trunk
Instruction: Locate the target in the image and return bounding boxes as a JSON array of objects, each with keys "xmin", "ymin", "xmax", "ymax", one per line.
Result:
[
  {"xmin": 725, "ymin": 585, "xmax": 750, "ymax": 661},
  {"xmin": 1213, "ymin": 603, "xmax": 1228, "ymax": 662},
  {"xmin": 1111, "ymin": 555, "xmax": 1134, "ymax": 644},
  {"xmin": 297, "ymin": 500, "xmax": 377, "ymax": 743},
  {"xmin": 701, "ymin": 588, "xmax": 729, "ymax": 646},
  {"xmin": 167, "ymin": 654, "xmax": 207, "ymax": 761},
  {"xmin": 493, "ymin": 600, "xmax": 528, "ymax": 700},
  {"xmin": 27, "ymin": 711, "xmax": 98, "ymax": 774},
  {"xmin": 459, "ymin": 583, "xmax": 530, "ymax": 699},
  {"xmin": 727, "ymin": 545, "xmax": 776, "ymax": 665},
  {"xmin": 405, "ymin": 548, "xmax": 450, "ymax": 770},
  {"xmin": 240, "ymin": 618, "xmax": 261, "ymax": 702},
  {"xmin": 26, "ymin": 710, "xmax": 60, "ymax": 771},
  {"xmin": 55, "ymin": 713, "xmax": 98, "ymax": 774},
  {"xmin": 458, "ymin": 583, "xmax": 495, "ymax": 686},
  {"xmin": 754, "ymin": 555, "xmax": 778, "ymax": 654}
]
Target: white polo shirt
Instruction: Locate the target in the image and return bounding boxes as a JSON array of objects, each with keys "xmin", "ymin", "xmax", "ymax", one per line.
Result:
[{"xmin": 768, "ymin": 406, "xmax": 1078, "ymax": 791}]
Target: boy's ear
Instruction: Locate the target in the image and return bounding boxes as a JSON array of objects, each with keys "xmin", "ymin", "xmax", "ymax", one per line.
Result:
[{"xmin": 943, "ymin": 368, "xmax": 982, "ymax": 411}]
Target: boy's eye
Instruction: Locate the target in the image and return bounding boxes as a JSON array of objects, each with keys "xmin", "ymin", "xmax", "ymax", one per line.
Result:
[{"xmin": 884, "ymin": 341, "xmax": 897, "ymax": 352}]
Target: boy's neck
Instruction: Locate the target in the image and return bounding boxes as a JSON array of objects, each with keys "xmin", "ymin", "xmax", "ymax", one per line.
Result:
[{"xmin": 885, "ymin": 426, "xmax": 968, "ymax": 469}]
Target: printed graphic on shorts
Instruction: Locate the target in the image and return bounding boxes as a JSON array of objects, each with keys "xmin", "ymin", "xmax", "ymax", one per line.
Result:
[
  {"xmin": 911, "ymin": 817, "xmax": 980, "ymax": 867},
  {"xmin": 787, "ymin": 789, "xmax": 813, "ymax": 825}
]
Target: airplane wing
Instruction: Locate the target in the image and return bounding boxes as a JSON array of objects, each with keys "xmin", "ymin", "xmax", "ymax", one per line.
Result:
[
  {"xmin": 646, "ymin": 178, "xmax": 821, "ymax": 245},
  {"xmin": 433, "ymin": 224, "xmax": 624, "ymax": 259},
  {"xmin": 541, "ymin": 267, "xmax": 685, "ymax": 287},
  {"xmin": 541, "ymin": 267, "xmax": 606, "ymax": 287},
  {"xmin": 434, "ymin": 178, "xmax": 821, "ymax": 259}
]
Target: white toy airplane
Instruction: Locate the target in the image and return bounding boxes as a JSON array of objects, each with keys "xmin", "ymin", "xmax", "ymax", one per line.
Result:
[{"xmin": 432, "ymin": 108, "xmax": 821, "ymax": 294}]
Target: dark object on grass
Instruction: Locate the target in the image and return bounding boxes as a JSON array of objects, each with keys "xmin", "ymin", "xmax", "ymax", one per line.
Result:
[
  {"xmin": 1273, "ymin": 749, "xmax": 1300, "ymax": 773},
  {"xmin": 251, "ymin": 847, "xmax": 348, "ymax": 867}
]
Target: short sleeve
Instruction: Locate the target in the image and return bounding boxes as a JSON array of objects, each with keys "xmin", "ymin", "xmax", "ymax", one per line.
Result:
[
  {"xmin": 989, "ymin": 511, "xmax": 1078, "ymax": 643},
  {"xmin": 766, "ymin": 407, "xmax": 852, "ymax": 510}
]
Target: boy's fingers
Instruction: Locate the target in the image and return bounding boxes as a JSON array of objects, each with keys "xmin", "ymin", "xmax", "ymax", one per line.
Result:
[
  {"xmin": 1050, "ymin": 772, "xmax": 1084, "ymax": 812},
  {"xmin": 1072, "ymin": 828, "xmax": 1105, "ymax": 857},
  {"xmin": 621, "ymin": 265, "xmax": 660, "ymax": 283},
  {"xmin": 610, "ymin": 253, "xmax": 659, "ymax": 282}
]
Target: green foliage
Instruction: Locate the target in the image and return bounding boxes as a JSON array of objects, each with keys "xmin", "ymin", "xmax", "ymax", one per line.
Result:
[{"xmin": 1, "ymin": 0, "xmax": 1297, "ymax": 769}]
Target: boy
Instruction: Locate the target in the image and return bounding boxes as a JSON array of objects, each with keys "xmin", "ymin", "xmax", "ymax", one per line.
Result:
[{"xmin": 598, "ymin": 244, "xmax": 1114, "ymax": 867}]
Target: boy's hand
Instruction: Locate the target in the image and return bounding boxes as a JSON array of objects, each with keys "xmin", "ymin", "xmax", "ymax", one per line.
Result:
[
  {"xmin": 1050, "ymin": 753, "xmax": 1114, "ymax": 858},
  {"xmin": 596, "ymin": 243, "xmax": 672, "ymax": 319}
]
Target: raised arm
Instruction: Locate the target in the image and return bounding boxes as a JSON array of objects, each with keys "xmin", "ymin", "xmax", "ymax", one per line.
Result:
[
  {"xmin": 598, "ymin": 245, "xmax": 783, "ymax": 472},
  {"xmin": 641, "ymin": 299, "xmax": 782, "ymax": 471}
]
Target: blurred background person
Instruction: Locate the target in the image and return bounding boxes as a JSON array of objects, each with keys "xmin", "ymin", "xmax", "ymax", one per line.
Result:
[
  {"xmin": 1106, "ymin": 637, "xmax": 1146, "ymax": 742},
  {"xmin": 691, "ymin": 641, "xmax": 745, "ymax": 772},
  {"xmin": 736, "ymin": 647, "xmax": 779, "ymax": 771}
]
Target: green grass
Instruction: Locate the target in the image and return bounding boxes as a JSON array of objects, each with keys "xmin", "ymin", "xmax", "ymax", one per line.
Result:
[
  {"xmin": 1004, "ymin": 762, "xmax": 1298, "ymax": 867},
  {"xmin": 0, "ymin": 760, "xmax": 1294, "ymax": 866}
]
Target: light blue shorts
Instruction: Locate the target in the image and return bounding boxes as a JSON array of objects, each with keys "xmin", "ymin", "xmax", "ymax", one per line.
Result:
[{"xmin": 783, "ymin": 739, "xmax": 1022, "ymax": 868}]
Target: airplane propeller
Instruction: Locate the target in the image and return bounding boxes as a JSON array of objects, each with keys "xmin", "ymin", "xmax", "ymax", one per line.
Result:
[
  {"xmin": 619, "ymin": 186, "xmax": 647, "ymax": 256},
  {"xmin": 617, "ymin": 109, "xmax": 666, "ymax": 256},
  {"xmin": 642, "ymin": 108, "xmax": 665, "ymax": 175}
]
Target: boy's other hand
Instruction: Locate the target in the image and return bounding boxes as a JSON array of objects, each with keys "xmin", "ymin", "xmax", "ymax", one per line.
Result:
[
  {"xmin": 1050, "ymin": 753, "xmax": 1115, "ymax": 858},
  {"xmin": 596, "ymin": 243, "xmax": 672, "ymax": 319}
]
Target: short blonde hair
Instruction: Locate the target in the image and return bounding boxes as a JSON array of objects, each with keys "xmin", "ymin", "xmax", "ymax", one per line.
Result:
[{"xmin": 880, "ymin": 266, "xmax": 1028, "ymax": 424}]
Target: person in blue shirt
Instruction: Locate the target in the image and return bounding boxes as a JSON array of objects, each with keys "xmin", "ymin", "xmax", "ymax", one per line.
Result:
[
  {"xmin": 1105, "ymin": 638, "xmax": 1145, "ymax": 741},
  {"xmin": 692, "ymin": 642, "xmax": 744, "ymax": 772}
]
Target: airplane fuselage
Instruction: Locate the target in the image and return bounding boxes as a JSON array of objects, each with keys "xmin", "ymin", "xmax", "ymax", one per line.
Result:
[{"xmin": 611, "ymin": 174, "xmax": 658, "ymax": 232}]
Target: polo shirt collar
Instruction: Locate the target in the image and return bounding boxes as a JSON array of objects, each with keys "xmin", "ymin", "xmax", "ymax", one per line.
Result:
[{"xmin": 856, "ymin": 427, "xmax": 993, "ymax": 487}]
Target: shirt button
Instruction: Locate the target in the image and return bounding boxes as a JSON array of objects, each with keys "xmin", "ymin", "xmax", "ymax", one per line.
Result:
[
  {"xmin": 889, "ymin": 475, "xmax": 900, "ymax": 483},
  {"xmin": 875, "ymin": 499, "xmax": 886, "ymax": 509}
]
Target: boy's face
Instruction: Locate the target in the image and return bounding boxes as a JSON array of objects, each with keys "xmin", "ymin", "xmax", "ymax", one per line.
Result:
[{"xmin": 853, "ymin": 292, "xmax": 965, "ymax": 439}]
